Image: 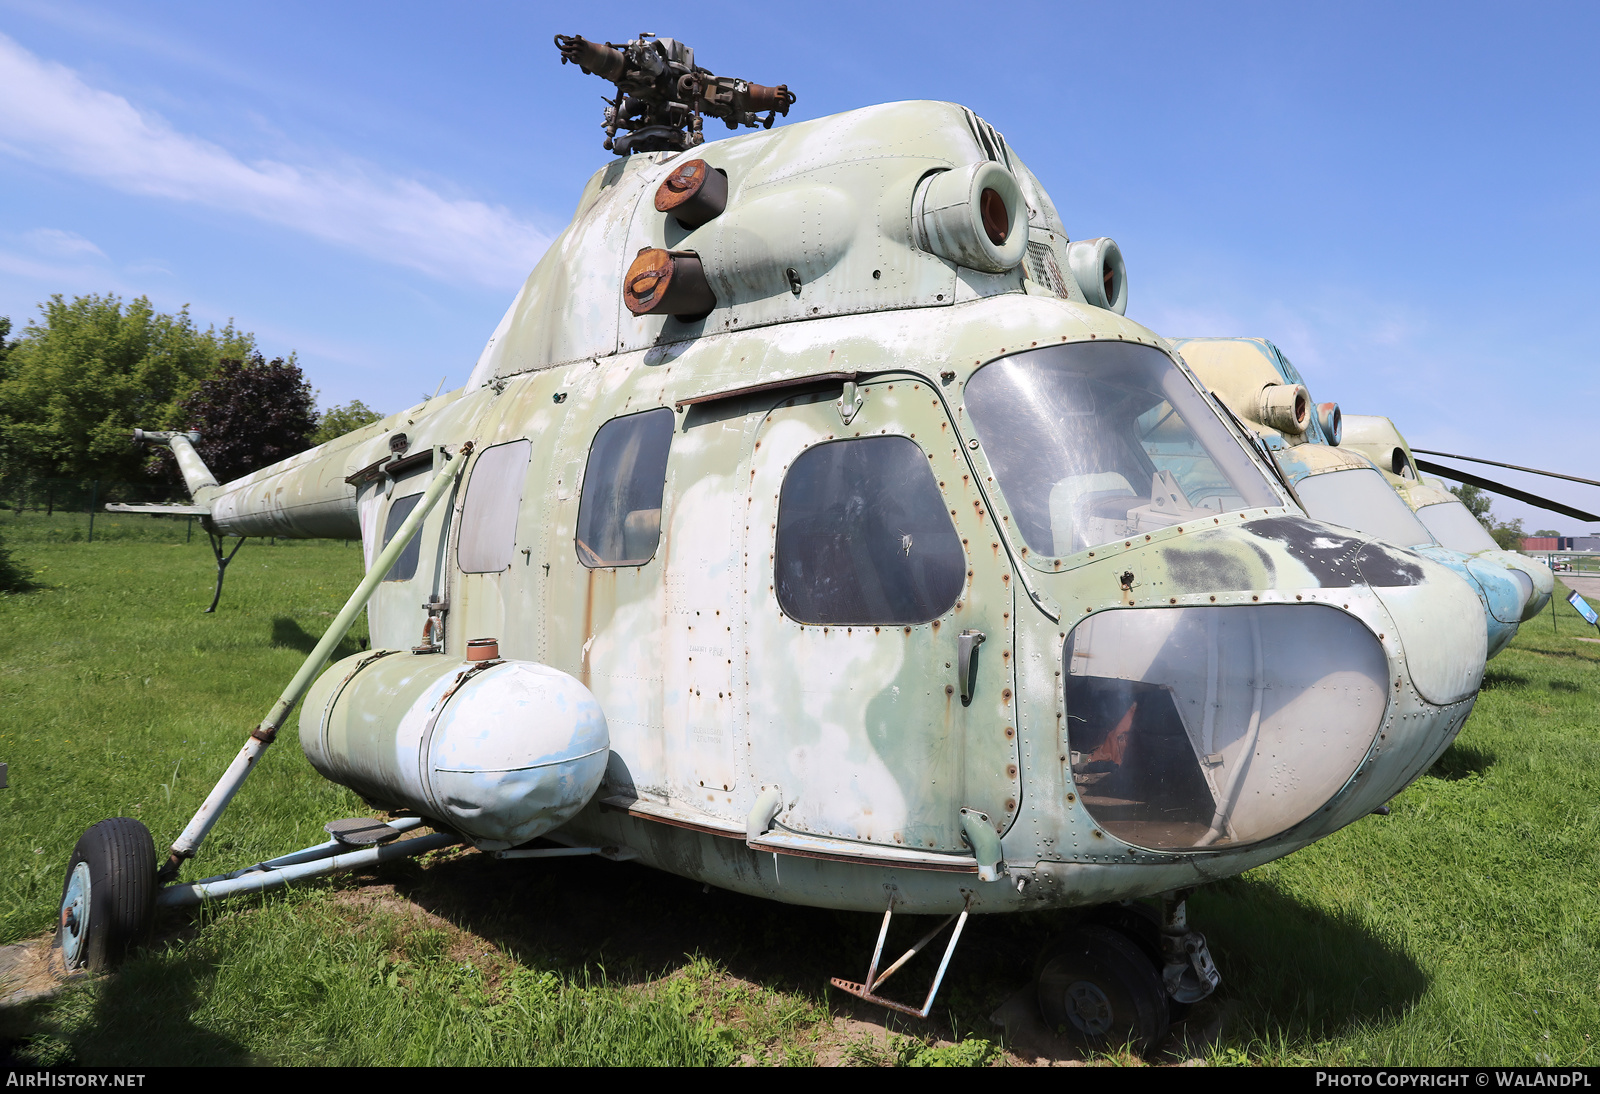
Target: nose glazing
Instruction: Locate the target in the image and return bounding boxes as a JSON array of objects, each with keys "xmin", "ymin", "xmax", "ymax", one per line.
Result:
[{"xmin": 1057, "ymin": 517, "xmax": 1488, "ymax": 854}]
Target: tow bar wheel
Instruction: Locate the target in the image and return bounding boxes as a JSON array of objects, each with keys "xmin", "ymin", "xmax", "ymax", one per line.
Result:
[
  {"xmin": 1035, "ymin": 924, "xmax": 1170, "ymax": 1053},
  {"xmin": 57, "ymin": 818, "xmax": 157, "ymax": 971}
]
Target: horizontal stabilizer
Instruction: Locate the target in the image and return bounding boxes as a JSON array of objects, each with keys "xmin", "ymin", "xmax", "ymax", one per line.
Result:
[{"xmin": 105, "ymin": 503, "xmax": 211, "ymax": 516}]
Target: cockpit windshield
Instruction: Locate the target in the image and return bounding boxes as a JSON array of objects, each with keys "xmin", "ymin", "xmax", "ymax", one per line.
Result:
[{"xmin": 965, "ymin": 342, "xmax": 1279, "ymax": 557}]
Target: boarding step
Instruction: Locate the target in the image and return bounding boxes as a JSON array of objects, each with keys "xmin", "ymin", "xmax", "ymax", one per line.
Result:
[{"xmin": 324, "ymin": 818, "xmax": 404, "ymax": 846}]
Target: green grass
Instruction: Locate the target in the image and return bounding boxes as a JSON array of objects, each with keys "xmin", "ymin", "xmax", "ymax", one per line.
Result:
[{"xmin": 1, "ymin": 518, "xmax": 1597, "ymax": 1065}]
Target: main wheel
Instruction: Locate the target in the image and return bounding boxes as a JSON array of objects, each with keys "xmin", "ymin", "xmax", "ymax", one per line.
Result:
[
  {"xmin": 1089, "ymin": 902, "xmax": 1191, "ymax": 1021},
  {"xmin": 57, "ymin": 818, "xmax": 156, "ymax": 971},
  {"xmin": 1036, "ymin": 924, "xmax": 1169, "ymax": 1053}
]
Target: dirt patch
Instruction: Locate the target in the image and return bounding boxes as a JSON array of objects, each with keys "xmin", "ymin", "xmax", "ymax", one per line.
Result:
[{"xmin": 0, "ymin": 937, "xmax": 79, "ymax": 1009}]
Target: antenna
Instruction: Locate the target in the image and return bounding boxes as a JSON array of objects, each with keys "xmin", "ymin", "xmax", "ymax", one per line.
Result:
[{"xmin": 555, "ymin": 32, "xmax": 795, "ymax": 155}]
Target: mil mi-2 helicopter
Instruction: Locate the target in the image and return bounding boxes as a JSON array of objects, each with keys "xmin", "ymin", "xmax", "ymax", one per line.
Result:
[
  {"xmin": 1167, "ymin": 337, "xmax": 1554, "ymax": 659},
  {"xmin": 1338, "ymin": 411, "xmax": 1586, "ymax": 617},
  {"xmin": 58, "ymin": 33, "xmax": 1493, "ymax": 1051}
]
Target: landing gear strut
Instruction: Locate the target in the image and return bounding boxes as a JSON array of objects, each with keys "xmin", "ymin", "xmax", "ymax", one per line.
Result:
[{"xmin": 204, "ymin": 533, "xmax": 247, "ymax": 614}]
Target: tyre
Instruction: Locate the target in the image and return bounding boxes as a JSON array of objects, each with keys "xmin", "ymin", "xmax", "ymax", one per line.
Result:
[
  {"xmin": 1036, "ymin": 924, "xmax": 1169, "ymax": 1053},
  {"xmin": 1089, "ymin": 901, "xmax": 1162, "ymax": 966},
  {"xmin": 57, "ymin": 818, "xmax": 157, "ymax": 971},
  {"xmin": 1088, "ymin": 902, "xmax": 1191, "ymax": 1021}
]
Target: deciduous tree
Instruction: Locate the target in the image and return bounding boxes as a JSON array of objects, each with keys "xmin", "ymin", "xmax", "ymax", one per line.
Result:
[
  {"xmin": 0, "ymin": 295, "xmax": 254, "ymax": 483},
  {"xmin": 173, "ymin": 354, "xmax": 317, "ymax": 483},
  {"xmin": 310, "ymin": 399, "xmax": 384, "ymax": 447}
]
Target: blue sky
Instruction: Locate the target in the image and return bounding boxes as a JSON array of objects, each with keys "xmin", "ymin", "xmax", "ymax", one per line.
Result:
[{"xmin": 1, "ymin": 1, "xmax": 1596, "ymax": 530}]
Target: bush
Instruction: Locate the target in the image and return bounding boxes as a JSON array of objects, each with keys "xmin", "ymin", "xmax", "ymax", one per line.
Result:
[{"xmin": 0, "ymin": 533, "xmax": 34, "ymax": 592}]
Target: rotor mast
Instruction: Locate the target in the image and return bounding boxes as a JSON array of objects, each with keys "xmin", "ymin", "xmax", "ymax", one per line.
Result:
[{"xmin": 555, "ymin": 32, "xmax": 795, "ymax": 155}]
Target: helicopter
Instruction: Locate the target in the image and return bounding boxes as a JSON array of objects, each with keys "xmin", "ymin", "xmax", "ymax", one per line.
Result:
[
  {"xmin": 1166, "ymin": 336, "xmax": 1553, "ymax": 659},
  {"xmin": 56, "ymin": 34, "xmax": 1494, "ymax": 1052},
  {"xmin": 1336, "ymin": 411, "xmax": 1586, "ymax": 623}
]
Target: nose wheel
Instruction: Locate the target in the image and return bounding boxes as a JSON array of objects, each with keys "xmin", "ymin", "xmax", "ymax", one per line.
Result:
[
  {"xmin": 56, "ymin": 819, "xmax": 157, "ymax": 972},
  {"xmin": 1035, "ymin": 924, "xmax": 1169, "ymax": 1052}
]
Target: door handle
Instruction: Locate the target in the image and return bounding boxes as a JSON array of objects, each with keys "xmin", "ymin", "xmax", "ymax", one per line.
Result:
[{"xmin": 958, "ymin": 630, "xmax": 986, "ymax": 706}]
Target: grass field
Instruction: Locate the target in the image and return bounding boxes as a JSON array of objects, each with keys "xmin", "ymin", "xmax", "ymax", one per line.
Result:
[{"xmin": 1, "ymin": 510, "xmax": 1596, "ymax": 1066}]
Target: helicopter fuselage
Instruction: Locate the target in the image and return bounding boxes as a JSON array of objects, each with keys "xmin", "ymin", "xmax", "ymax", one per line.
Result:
[{"xmin": 191, "ymin": 103, "xmax": 1486, "ymax": 915}]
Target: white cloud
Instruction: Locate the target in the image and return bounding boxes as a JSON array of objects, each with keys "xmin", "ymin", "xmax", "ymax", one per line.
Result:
[
  {"xmin": 21, "ymin": 227, "xmax": 106, "ymax": 258},
  {"xmin": 0, "ymin": 33, "xmax": 551, "ymax": 287}
]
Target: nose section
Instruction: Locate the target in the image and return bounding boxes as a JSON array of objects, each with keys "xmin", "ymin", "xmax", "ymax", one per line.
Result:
[
  {"xmin": 1413, "ymin": 545, "xmax": 1522, "ymax": 658},
  {"xmin": 1363, "ymin": 548, "xmax": 1486, "ymax": 708},
  {"xmin": 1063, "ymin": 602, "xmax": 1394, "ymax": 852},
  {"xmin": 1487, "ymin": 551, "xmax": 1554, "ymax": 621},
  {"xmin": 1323, "ymin": 545, "xmax": 1486, "ymax": 820},
  {"xmin": 1062, "ymin": 516, "xmax": 1489, "ymax": 854}
]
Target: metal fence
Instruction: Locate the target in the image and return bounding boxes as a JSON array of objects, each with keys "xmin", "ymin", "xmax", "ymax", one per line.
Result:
[{"xmin": 0, "ymin": 476, "xmax": 192, "ymax": 543}]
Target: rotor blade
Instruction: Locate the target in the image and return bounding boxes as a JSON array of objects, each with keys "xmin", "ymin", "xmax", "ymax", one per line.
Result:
[
  {"xmin": 1410, "ymin": 449, "xmax": 1600, "ymax": 489},
  {"xmin": 1414, "ymin": 458, "xmax": 1600, "ymax": 523}
]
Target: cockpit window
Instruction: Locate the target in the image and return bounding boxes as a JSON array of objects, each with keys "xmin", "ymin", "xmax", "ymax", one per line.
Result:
[
  {"xmin": 1416, "ymin": 500, "xmax": 1499, "ymax": 553},
  {"xmin": 576, "ymin": 408, "xmax": 673, "ymax": 567},
  {"xmin": 1294, "ymin": 468, "xmax": 1433, "ymax": 548},
  {"xmin": 775, "ymin": 436, "xmax": 965, "ymax": 625},
  {"xmin": 964, "ymin": 342, "xmax": 1278, "ymax": 557}
]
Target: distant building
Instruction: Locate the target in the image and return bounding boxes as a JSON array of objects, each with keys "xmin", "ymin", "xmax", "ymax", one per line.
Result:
[
  {"xmin": 1573, "ymin": 536, "xmax": 1600, "ymax": 553},
  {"xmin": 1521, "ymin": 536, "xmax": 1571, "ymax": 551}
]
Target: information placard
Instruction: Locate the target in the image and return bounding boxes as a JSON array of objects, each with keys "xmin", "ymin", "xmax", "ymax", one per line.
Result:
[{"xmin": 1568, "ymin": 589, "xmax": 1599, "ymax": 627}]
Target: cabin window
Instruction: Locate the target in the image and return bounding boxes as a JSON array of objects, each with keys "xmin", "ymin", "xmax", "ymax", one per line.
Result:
[
  {"xmin": 775, "ymin": 436, "xmax": 965, "ymax": 625},
  {"xmin": 458, "ymin": 440, "xmax": 532, "ymax": 573},
  {"xmin": 575, "ymin": 408, "xmax": 673, "ymax": 567},
  {"xmin": 381, "ymin": 493, "xmax": 424, "ymax": 582}
]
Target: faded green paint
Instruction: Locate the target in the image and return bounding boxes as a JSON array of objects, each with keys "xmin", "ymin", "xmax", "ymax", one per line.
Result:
[{"xmin": 140, "ymin": 100, "xmax": 1493, "ymax": 915}]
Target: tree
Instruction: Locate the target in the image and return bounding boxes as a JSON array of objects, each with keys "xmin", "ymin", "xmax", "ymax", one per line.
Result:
[
  {"xmin": 170, "ymin": 354, "xmax": 317, "ymax": 484},
  {"xmin": 1533, "ymin": 529, "xmax": 1560, "ymax": 538},
  {"xmin": 0, "ymin": 295, "xmax": 254, "ymax": 484},
  {"xmin": 1491, "ymin": 517, "xmax": 1525, "ymax": 552},
  {"xmin": 1452, "ymin": 483, "xmax": 1492, "ymax": 526},
  {"xmin": 310, "ymin": 399, "xmax": 384, "ymax": 447}
]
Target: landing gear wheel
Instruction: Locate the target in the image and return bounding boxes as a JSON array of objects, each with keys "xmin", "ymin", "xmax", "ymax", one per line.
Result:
[
  {"xmin": 1036, "ymin": 924, "xmax": 1169, "ymax": 1054},
  {"xmin": 1088, "ymin": 902, "xmax": 1191, "ymax": 1021},
  {"xmin": 57, "ymin": 818, "xmax": 156, "ymax": 972}
]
